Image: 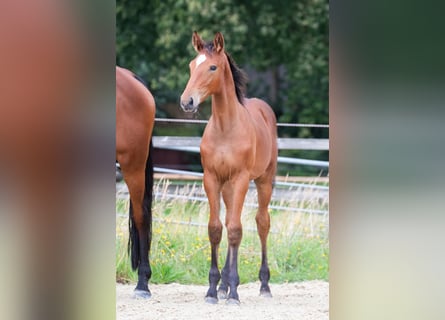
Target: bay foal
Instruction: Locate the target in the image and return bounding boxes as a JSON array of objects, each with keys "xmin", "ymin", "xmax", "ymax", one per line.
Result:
[{"xmin": 180, "ymin": 32, "xmax": 278, "ymax": 304}]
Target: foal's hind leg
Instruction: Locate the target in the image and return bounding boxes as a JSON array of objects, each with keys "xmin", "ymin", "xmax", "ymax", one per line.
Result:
[{"xmin": 254, "ymin": 176, "xmax": 274, "ymax": 297}]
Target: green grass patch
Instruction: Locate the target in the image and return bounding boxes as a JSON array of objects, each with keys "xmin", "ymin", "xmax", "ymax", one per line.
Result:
[{"xmin": 116, "ymin": 179, "xmax": 329, "ymax": 285}]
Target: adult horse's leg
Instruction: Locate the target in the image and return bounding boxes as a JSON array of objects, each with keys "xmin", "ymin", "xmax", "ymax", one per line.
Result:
[
  {"xmin": 254, "ymin": 172, "xmax": 274, "ymax": 297},
  {"xmin": 203, "ymin": 173, "xmax": 223, "ymax": 304},
  {"xmin": 138, "ymin": 141, "xmax": 154, "ymax": 295},
  {"xmin": 222, "ymin": 173, "xmax": 250, "ymax": 305},
  {"xmin": 124, "ymin": 165, "xmax": 152, "ymax": 299}
]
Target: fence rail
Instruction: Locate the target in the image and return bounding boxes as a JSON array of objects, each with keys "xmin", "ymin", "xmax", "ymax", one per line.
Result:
[
  {"xmin": 153, "ymin": 167, "xmax": 329, "ymax": 189},
  {"xmin": 155, "ymin": 118, "xmax": 329, "ymax": 128},
  {"xmin": 153, "ymin": 136, "xmax": 329, "ymax": 151},
  {"xmin": 116, "ymin": 188, "xmax": 328, "ymax": 216},
  {"xmin": 116, "ymin": 120, "xmax": 329, "ymax": 230}
]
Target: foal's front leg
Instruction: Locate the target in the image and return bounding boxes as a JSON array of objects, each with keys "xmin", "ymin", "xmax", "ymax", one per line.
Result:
[
  {"xmin": 203, "ymin": 174, "xmax": 223, "ymax": 304},
  {"xmin": 221, "ymin": 174, "xmax": 250, "ymax": 305}
]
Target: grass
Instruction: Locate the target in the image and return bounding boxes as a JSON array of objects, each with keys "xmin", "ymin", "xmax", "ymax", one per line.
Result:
[{"xmin": 116, "ymin": 178, "xmax": 328, "ymax": 285}]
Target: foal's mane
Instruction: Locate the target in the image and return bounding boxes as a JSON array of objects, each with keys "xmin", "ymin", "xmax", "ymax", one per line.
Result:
[{"xmin": 203, "ymin": 42, "xmax": 247, "ymax": 105}]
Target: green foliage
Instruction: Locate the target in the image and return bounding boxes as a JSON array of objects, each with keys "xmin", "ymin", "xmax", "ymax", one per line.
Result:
[
  {"xmin": 116, "ymin": 0, "xmax": 328, "ymax": 136},
  {"xmin": 281, "ymin": 0, "xmax": 329, "ymax": 139}
]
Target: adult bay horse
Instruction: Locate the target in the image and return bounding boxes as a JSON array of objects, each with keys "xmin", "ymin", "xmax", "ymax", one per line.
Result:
[
  {"xmin": 180, "ymin": 32, "xmax": 278, "ymax": 304},
  {"xmin": 116, "ymin": 66, "xmax": 155, "ymax": 298}
]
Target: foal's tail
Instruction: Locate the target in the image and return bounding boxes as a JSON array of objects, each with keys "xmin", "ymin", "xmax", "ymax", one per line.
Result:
[{"xmin": 128, "ymin": 140, "xmax": 154, "ymax": 270}]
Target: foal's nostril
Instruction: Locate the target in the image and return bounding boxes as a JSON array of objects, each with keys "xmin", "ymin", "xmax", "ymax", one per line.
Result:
[{"xmin": 180, "ymin": 97, "xmax": 195, "ymax": 111}]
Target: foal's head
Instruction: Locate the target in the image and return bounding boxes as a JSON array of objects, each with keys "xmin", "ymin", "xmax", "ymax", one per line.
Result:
[{"xmin": 180, "ymin": 31, "xmax": 246, "ymax": 113}]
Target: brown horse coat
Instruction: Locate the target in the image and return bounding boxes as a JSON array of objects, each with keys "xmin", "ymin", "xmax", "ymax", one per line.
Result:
[
  {"xmin": 181, "ymin": 32, "xmax": 277, "ymax": 304},
  {"xmin": 116, "ymin": 66, "xmax": 155, "ymax": 298}
]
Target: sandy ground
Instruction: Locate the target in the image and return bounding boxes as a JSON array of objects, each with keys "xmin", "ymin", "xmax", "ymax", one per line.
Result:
[{"xmin": 116, "ymin": 281, "xmax": 328, "ymax": 320}]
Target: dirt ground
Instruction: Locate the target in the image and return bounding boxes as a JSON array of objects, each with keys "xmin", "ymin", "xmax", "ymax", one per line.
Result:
[{"xmin": 116, "ymin": 281, "xmax": 328, "ymax": 320}]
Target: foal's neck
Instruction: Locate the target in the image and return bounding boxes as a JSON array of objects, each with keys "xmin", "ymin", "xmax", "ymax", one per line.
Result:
[{"xmin": 211, "ymin": 71, "xmax": 243, "ymax": 132}]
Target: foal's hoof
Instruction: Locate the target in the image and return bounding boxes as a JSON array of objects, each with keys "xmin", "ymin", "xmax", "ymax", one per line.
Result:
[
  {"xmin": 134, "ymin": 289, "xmax": 152, "ymax": 299},
  {"xmin": 260, "ymin": 290, "xmax": 273, "ymax": 298},
  {"xmin": 217, "ymin": 289, "xmax": 228, "ymax": 300},
  {"xmin": 226, "ymin": 298, "xmax": 240, "ymax": 306},
  {"xmin": 205, "ymin": 296, "xmax": 218, "ymax": 304}
]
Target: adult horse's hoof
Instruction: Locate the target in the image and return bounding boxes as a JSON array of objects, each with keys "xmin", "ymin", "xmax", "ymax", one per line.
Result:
[
  {"xmin": 205, "ymin": 296, "xmax": 218, "ymax": 304},
  {"xmin": 226, "ymin": 298, "xmax": 240, "ymax": 305},
  {"xmin": 134, "ymin": 289, "xmax": 152, "ymax": 299},
  {"xmin": 116, "ymin": 168, "xmax": 123, "ymax": 182},
  {"xmin": 217, "ymin": 289, "xmax": 228, "ymax": 300},
  {"xmin": 260, "ymin": 290, "xmax": 273, "ymax": 298}
]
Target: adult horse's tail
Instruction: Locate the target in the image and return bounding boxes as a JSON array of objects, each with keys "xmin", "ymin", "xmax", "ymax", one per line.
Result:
[{"xmin": 128, "ymin": 140, "xmax": 154, "ymax": 270}]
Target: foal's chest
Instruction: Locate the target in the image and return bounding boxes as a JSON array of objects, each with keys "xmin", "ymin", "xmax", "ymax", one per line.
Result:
[{"xmin": 200, "ymin": 133, "xmax": 253, "ymax": 176}]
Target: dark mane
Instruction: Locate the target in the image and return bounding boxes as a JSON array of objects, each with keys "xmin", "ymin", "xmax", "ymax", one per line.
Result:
[
  {"xmin": 225, "ymin": 52, "xmax": 247, "ymax": 105},
  {"xmin": 204, "ymin": 42, "xmax": 247, "ymax": 105}
]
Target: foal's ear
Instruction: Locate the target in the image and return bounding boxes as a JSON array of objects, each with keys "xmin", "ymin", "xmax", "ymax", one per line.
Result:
[
  {"xmin": 213, "ymin": 32, "xmax": 224, "ymax": 53},
  {"xmin": 192, "ymin": 31, "xmax": 204, "ymax": 53}
]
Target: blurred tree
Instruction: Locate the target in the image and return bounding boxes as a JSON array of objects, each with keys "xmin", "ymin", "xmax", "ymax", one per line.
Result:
[
  {"xmin": 116, "ymin": 0, "xmax": 329, "ymax": 174},
  {"xmin": 117, "ymin": 0, "xmax": 328, "ymax": 130}
]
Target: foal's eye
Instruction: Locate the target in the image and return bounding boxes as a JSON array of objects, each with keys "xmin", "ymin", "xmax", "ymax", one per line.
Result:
[{"xmin": 209, "ymin": 65, "xmax": 217, "ymax": 71}]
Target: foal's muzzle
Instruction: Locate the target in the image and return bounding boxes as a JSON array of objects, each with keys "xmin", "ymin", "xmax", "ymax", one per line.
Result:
[{"xmin": 180, "ymin": 97, "xmax": 199, "ymax": 113}]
